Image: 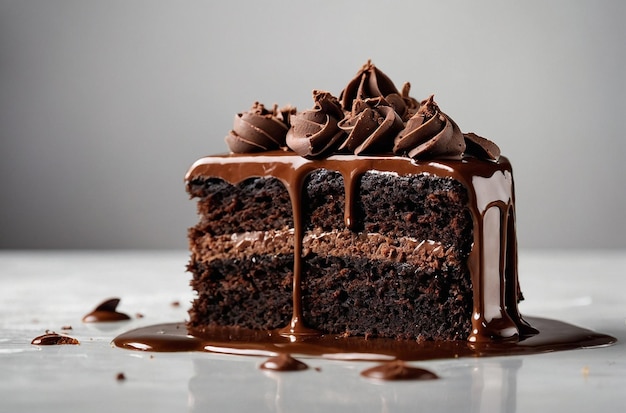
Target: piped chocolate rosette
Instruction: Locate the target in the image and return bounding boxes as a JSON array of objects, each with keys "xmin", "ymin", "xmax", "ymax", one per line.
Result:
[
  {"xmin": 393, "ymin": 95, "xmax": 466, "ymax": 159},
  {"xmin": 226, "ymin": 102, "xmax": 293, "ymax": 153},
  {"xmin": 285, "ymin": 91, "xmax": 345, "ymax": 158},
  {"xmin": 339, "ymin": 60, "xmax": 419, "ymax": 122},
  {"xmin": 336, "ymin": 97, "xmax": 404, "ymax": 155},
  {"xmin": 225, "ymin": 61, "xmax": 500, "ymax": 161}
]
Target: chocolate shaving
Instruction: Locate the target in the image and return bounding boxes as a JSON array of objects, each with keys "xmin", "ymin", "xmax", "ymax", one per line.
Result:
[
  {"xmin": 82, "ymin": 298, "xmax": 131, "ymax": 323},
  {"xmin": 463, "ymin": 132, "xmax": 501, "ymax": 160},
  {"xmin": 31, "ymin": 332, "xmax": 80, "ymax": 346},
  {"xmin": 93, "ymin": 298, "xmax": 122, "ymax": 312}
]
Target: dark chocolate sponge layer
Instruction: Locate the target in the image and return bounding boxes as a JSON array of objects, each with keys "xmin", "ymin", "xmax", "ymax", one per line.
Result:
[
  {"xmin": 188, "ymin": 177, "xmax": 293, "ymax": 236},
  {"xmin": 302, "ymin": 254, "xmax": 472, "ymax": 341},
  {"xmin": 187, "ymin": 254, "xmax": 294, "ymax": 331},
  {"xmin": 189, "ymin": 170, "xmax": 472, "ymax": 252},
  {"xmin": 188, "ymin": 250, "xmax": 471, "ymax": 340}
]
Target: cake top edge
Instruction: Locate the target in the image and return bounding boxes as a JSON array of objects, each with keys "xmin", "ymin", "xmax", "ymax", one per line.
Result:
[
  {"xmin": 184, "ymin": 150, "xmax": 512, "ymax": 183},
  {"xmin": 223, "ymin": 60, "xmax": 501, "ymax": 162}
]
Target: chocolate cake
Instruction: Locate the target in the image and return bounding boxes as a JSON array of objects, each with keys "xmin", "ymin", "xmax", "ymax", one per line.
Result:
[{"xmin": 185, "ymin": 61, "xmax": 536, "ymax": 343}]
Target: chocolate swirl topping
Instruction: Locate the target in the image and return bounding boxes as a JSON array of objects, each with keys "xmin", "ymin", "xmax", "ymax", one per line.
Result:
[
  {"xmin": 393, "ymin": 95, "xmax": 466, "ymax": 159},
  {"xmin": 286, "ymin": 91, "xmax": 345, "ymax": 158},
  {"xmin": 387, "ymin": 82, "xmax": 421, "ymax": 122},
  {"xmin": 227, "ymin": 61, "xmax": 501, "ymax": 161},
  {"xmin": 337, "ymin": 98, "xmax": 404, "ymax": 155},
  {"xmin": 226, "ymin": 102, "xmax": 292, "ymax": 153},
  {"xmin": 339, "ymin": 60, "xmax": 400, "ymax": 111}
]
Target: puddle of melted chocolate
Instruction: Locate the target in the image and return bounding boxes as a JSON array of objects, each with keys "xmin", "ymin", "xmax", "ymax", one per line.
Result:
[
  {"xmin": 82, "ymin": 298, "xmax": 131, "ymax": 323},
  {"xmin": 112, "ymin": 317, "xmax": 615, "ymax": 361}
]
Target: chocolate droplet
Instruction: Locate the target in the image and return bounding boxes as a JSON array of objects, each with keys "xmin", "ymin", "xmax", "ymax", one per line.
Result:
[
  {"xmin": 260, "ymin": 353, "xmax": 308, "ymax": 372},
  {"xmin": 360, "ymin": 360, "xmax": 438, "ymax": 381}
]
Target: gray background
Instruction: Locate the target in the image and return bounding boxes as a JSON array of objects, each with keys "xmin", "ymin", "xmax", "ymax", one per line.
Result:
[{"xmin": 1, "ymin": 0, "xmax": 624, "ymax": 250}]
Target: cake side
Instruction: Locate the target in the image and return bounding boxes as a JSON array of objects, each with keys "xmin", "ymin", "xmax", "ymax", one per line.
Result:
[{"xmin": 186, "ymin": 153, "xmax": 531, "ymax": 341}]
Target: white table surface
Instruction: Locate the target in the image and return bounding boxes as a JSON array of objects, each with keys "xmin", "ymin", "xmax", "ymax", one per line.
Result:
[{"xmin": 1, "ymin": 250, "xmax": 625, "ymax": 413}]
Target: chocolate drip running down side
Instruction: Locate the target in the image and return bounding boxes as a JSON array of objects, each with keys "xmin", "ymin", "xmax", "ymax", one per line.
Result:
[{"xmin": 185, "ymin": 151, "xmax": 535, "ymax": 342}]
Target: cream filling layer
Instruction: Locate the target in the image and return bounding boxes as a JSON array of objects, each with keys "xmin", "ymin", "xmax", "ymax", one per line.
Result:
[{"xmin": 191, "ymin": 228, "xmax": 460, "ymax": 267}]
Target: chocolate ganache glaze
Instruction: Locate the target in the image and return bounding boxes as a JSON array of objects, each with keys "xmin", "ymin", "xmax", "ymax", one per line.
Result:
[{"xmin": 112, "ymin": 61, "xmax": 615, "ymax": 373}]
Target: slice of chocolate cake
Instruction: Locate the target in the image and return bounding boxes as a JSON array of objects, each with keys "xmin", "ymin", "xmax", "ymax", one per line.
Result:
[{"xmin": 185, "ymin": 61, "xmax": 536, "ymax": 342}]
